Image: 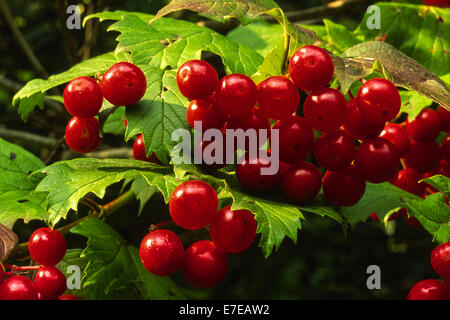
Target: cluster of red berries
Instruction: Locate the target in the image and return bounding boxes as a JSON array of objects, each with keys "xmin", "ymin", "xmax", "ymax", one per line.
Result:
[
  {"xmin": 139, "ymin": 180, "xmax": 257, "ymax": 289},
  {"xmin": 175, "ymin": 46, "xmax": 450, "ymax": 210},
  {"xmin": 0, "ymin": 228, "xmax": 78, "ymax": 300},
  {"xmin": 407, "ymin": 241, "xmax": 450, "ymax": 300},
  {"xmin": 422, "ymin": 0, "xmax": 450, "ymax": 8},
  {"xmin": 63, "ymin": 62, "xmax": 147, "ymax": 154}
]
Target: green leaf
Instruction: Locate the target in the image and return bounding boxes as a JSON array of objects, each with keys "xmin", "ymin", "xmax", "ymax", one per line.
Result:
[
  {"xmin": 421, "ymin": 174, "xmax": 450, "ymax": 196},
  {"xmin": 16, "ymin": 92, "xmax": 44, "ymax": 122},
  {"xmin": 355, "ymin": 3, "xmax": 450, "ymax": 78},
  {"xmin": 251, "ymin": 37, "xmax": 285, "ymax": 83},
  {"xmin": 0, "ymin": 138, "xmax": 47, "ymax": 228},
  {"xmin": 13, "ymin": 51, "xmax": 129, "ymax": 111},
  {"xmin": 34, "ymin": 158, "xmax": 166, "ymax": 225},
  {"xmin": 103, "ymin": 106, "xmax": 126, "ymax": 135},
  {"xmin": 323, "ymin": 19, "xmax": 361, "ymax": 54},
  {"xmin": 130, "ymin": 175, "xmax": 157, "ymax": 215},
  {"xmin": 124, "ymin": 68, "xmax": 190, "ymax": 164},
  {"xmin": 403, "ymin": 193, "xmax": 450, "ymax": 243},
  {"xmin": 340, "ymin": 182, "xmax": 421, "ymax": 226},
  {"xmin": 335, "ymin": 41, "xmax": 450, "ymax": 109},
  {"xmin": 226, "ymin": 19, "xmax": 283, "ymax": 56},
  {"xmin": 69, "ymin": 217, "xmax": 185, "ymax": 299},
  {"xmin": 400, "ymin": 90, "xmax": 433, "ymax": 119}
]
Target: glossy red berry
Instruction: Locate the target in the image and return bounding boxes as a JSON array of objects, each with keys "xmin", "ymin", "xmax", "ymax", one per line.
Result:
[
  {"xmin": 58, "ymin": 294, "xmax": 80, "ymax": 300},
  {"xmin": 0, "ymin": 275, "xmax": 39, "ymax": 300},
  {"xmin": 101, "ymin": 62, "xmax": 147, "ymax": 106},
  {"xmin": 441, "ymin": 133, "xmax": 450, "ymax": 163},
  {"xmin": 28, "ymin": 228, "xmax": 67, "ymax": 266},
  {"xmin": 355, "ymin": 137, "xmax": 400, "ymax": 183},
  {"xmin": 404, "ymin": 140, "xmax": 441, "ymax": 173},
  {"xmin": 437, "ymin": 106, "xmax": 450, "ymax": 132},
  {"xmin": 34, "ymin": 266, "xmax": 67, "ymax": 300},
  {"xmin": 422, "ymin": 0, "xmax": 450, "ymax": 8},
  {"xmin": 379, "ymin": 123, "xmax": 410, "ymax": 156},
  {"xmin": 323, "ymin": 164, "xmax": 366, "ymax": 207},
  {"xmin": 176, "ymin": 60, "xmax": 218, "ymax": 100},
  {"xmin": 406, "ymin": 108, "xmax": 441, "ymax": 143},
  {"xmin": 216, "ymin": 74, "xmax": 257, "ymax": 117},
  {"xmin": 256, "ymin": 76, "xmax": 299, "ymax": 120},
  {"xmin": 407, "ymin": 279, "xmax": 447, "ymax": 300},
  {"xmin": 139, "ymin": 229, "xmax": 184, "ymax": 276},
  {"xmin": 357, "ymin": 78, "xmax": 401, "ymax": 123},
  {"xmin": 272, "ymin": 115, "xmax": 315, "ymax": 163},
  {"xmin": 209, "ymin": 206, "xmax": 257, "ymax": 254},
  {"xmin": 236, "ymin": 152, "xmax": 279, "ymax": 193},
  {"xmin": 281, "ymin": 161, "xmax": 322, "ymax": 203},
  {"xmin": 343, "ymin": 98, "xmax": 385, "ymax": 141},
  {"xmin": 133, "ymin": 134, "xmax": 159, "ymax": 163},
  {"xmin": 430, "ymin": 242, "xmax": 450, "ymax": 278},
  {"xmin": 169, "ymin": 180, "xmax": 218, "ymax": 230},
  {"xmin": 314, "ymin": 130, "xmax": 355, "ymax": 171},
  {"xmin": 227, "ymin": 107, "xmax": 271, "ymax": 148},
  {"xmin": 0, "ymin": 266, "xmax": 4, "ymax": 286},
  {"xmin": 194, "ymin": 129, "xmax": 229, "ymax": 169},
  {"xmin": 63, "ymin": 76, "xmax": 103, "ymax": 118},
  {"xmin": 303, "ymin": 87, "xmax": 347, "ymax": 132},
  {"xmin": 65, "ymin": 117, "xmax": 102, "ymax": 154},
  {"xmin": 182, "ymin": 240, "xmax": 228, "ymax": 289},
  {"xmin": 289, "ymin": 45, "xmax": 334, "ymax": 92},
  {"xmin": 186, "ymin": 98, "xmax": 226, "ymax": 131},
  {"xmin": 390, "ymin": 168, "xmax": 425, "ymax": 196}
]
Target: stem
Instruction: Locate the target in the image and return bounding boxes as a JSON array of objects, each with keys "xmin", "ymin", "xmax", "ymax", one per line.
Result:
[
  {"xmin": 150, "ymin": 220, "xmax": 174, "ymax": 231},
  {"xmin": 0, "ymin": 0, "xmax": 48, "ymax": 78},
  {"xmin": 103, "ymin": 190, "xmax": 135, "ymax": 218},
  {"xmin": 348, "ymin": 91, "xmax": 355, "ymax": 99},
  {"xmin": 400, "ymin": 158, "xmax": 407, "ymax": 170},
  {"xmin": 0, "ymin": 128, "xmax": 60, "ymax": 148},
  {"xmin": 11, "ymin": 265, "xmax": 40, "ymax": 271},
  {"xmin": 281, "ymin": 30, "xmax": 291, "ymax": 75}
]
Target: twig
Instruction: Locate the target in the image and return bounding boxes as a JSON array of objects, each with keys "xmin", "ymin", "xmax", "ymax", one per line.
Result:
[
  {"xmin": 83, "ymin": 147, "xmax": 133, "ymax": 159},
  {"xmin": 103, "ymin": 190, "xmax": 135, "ymax": 218},
  {"xmin": 0, "ymin": 127, "xmax": 60, "ymax": 148},
  {"xmin": 0, "ymin": 0, "xmax": 48, "ymax": 79}
]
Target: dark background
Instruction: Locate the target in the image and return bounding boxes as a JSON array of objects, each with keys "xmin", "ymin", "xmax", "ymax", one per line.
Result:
[{"xmin": 0, "ymin": 0, "xmax": 439, "ymax": 300}]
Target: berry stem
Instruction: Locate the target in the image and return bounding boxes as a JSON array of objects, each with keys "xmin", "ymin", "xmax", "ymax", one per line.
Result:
[
  {"xmin": 150, "ymin": 220, "xmax": 174, "ymax": 231},
  {"xmin": 400, "ymin": 158, "xmax": 407, "ymax": 170},
  {"xmin": 11, "ymin": 265, "xmax": 40, "ymax": 271},
  {"xmin": 281, "ymin": 29, "xmax": 291, "ymax": 75}
]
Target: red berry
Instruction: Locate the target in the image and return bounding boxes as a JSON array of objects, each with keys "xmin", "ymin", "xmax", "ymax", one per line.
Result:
[
  {"xmin": 289, "ymin": 45, "xmax": 334, "ymax": 92},
  {"xmin": 101, "ymin": 62, "xmax": 147, "ymax": 106},
  {"xmin": 314, "ymin": 130, "xmax": 355, "ymax": 171},
  {"xmin": 407, "ymin": 279, "xmax": 447, "ymax": 300},
  {"xmin": 441, "ymin": 133, "xmax": 450, "ymax": 163},
  {"xmin": 404, "ymin": 140, "xmax": 441, "ymax": 173},
  {"xmin": 0, "ymin": 266, "xmax": 4, "ymax": 286},
  {"xmin": 133, "ymin": 134, "xmax": 159, "ymax": 163},
  {"xmin": 28, "ymin": 228, "xmax": 67, "ymax": 266},
  {"xmin": 58, "ymin": 294, "xmax": 80, "ymax": 300},
  {"xmin": 323, "ymin": 164, "xmax": 366, "ymax": 207},
  {"xmin": 355, "ymin": 137, "xmax": 400, "ymax": 183},
  {"xmin": 406, "ymin": 108, "xmax": 441, "ymax": 143},
  {"xmin": 430, "ymin": 242, "xmax": 450, "ymax": 278},
  {"xmin": 437, "ymin": 106, "xmax": 450, "ymax": 132},
  {"xmin": 379, "ymin": 123, "xmax": 410, "ymax": 156},
  {"xmin": 303, "ymin": 87, "xmax": 347, "ymax": 132},
  {"xmin": 34, "ymin": 266, "xmax": 67, "ymax": 300},
  {"xmin": 422, "ymin": 0, "xmax": 450, "ymax": 7},
  {"xmin": 176, "ymin": 60, "xmax": 218, "ymax": 100},
  {"xmin": 370, "ymin": 212, "xmax": 380, "ymax": 222},
  {"xmin": 256, "ymin": 76, "xmax": 299, "ymax": 120},
  {"xmin": 0, "ymin": 275, "xmax": 39, "ymax": 300},
  {"xmin": 439, "ymin": 159, "xmax": 450, "ymax": 177},
  {"xmin": 216, "ymin": 74, "xmax": 257, "ymax": 117},
  {"xmin": 227, "ymin": 107, "xmax": 271, "ymax": 148},
  {"xmin": 169, "ymin": 180, "xmax": 218, "ymax": 230},
  {"xmin": 186, "ymin": 98, "xmax": 226, "ymax": 131},
  {"xmin": 236, "ymin": 152, "xmax": 279, "ymax": 193},
  {"xmin": 389, "ymin": 168, "xmax": 425, "ymax": 196},
  {"xmin": 194, "ymin": 129, "xmax": 229, "ymax": 169},
  {"xmin": 272, "ymin": 115, "xmax": 315, "ymax": 163},
  {"xmin": 357, "ymin": 78, "xmax": 401, "ymax": 123},
  {"xmin": 182, "ymin": 240, "xmax": 228, "ymax": 289},
  {"xmin": 65, "ymin": 117, "xmax": 102, "ymax": 154},
  {"xmin": 139, "ymin": 229, "xmax": 184, "ymax": 276},
  {"xmin": 370, "ymin": 211, "xmax": 401, "ymax": 222},
  {"xmin": 63, "ymin": 76, "xmax": 103, "ymax": 118},
  {"xmin": 343, "ymin": 98, "xmax": 385, "ymax": 141},
  {"xmin": 281, "ymin": 161, "xmax": 322, "ymax": 203},
  {"xmin": 209, "ymin": 206, "xmax": 257, "ymax": 253}
]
